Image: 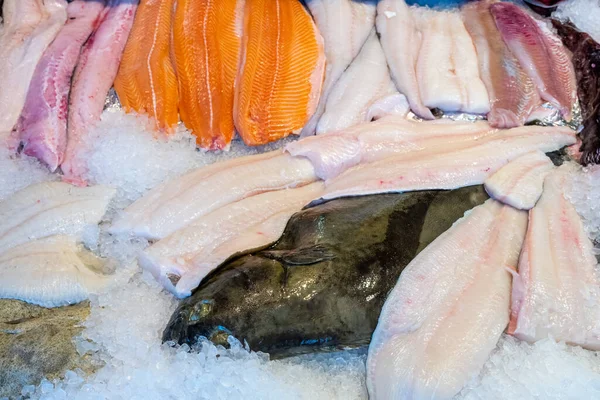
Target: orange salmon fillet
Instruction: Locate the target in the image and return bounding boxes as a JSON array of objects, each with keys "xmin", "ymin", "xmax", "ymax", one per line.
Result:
[
  {"xmin": 234, "ymin": 0, "xmax": 325, "ymax": 146},
  {"xmin": 114, "ymin": 0, "xmax": 179, "ymax": 132},
  {"xmin": 172, "ymin": 0, "xmax": 245, "ymax": 150}
]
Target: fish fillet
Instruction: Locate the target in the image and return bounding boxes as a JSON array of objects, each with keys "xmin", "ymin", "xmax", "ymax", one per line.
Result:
[
  {"xmin": 316, "ymin": 29, "xmax": 406, "ymax": 134},
  {"xmin": 484, "ymin": 150, "xmax": 554, "ymax": 210},
  {"xmin": 462, "ymin": 0, "xmax": 539, "ymax": 128},
  {"xmin": 109, "ymin": 151, "xmax": 317, "ymax": 240},
  {"xmin": 62, "ymin": 0, "xmax": 138, "ymax": 185},
  {"xmin": 365, "ymin": 93, "xmax": 410, "ymax": 122},
  {"xmin": 139, "ymin": 182, "xmax": 324, "ymax": 297},
  {"xmin": 14, "ymin": 0, "xmax": 105, "ymax": 171},
  {"xmin": 377, "ymin": 0, "xmax": 434, "ymax": 120},
  {"xmin": 322, "ymin": 126, "xmax": 575, "ymax": 200},
  {"xmin": 0, "ymin": 235, "xmax": 108, "ymax": 308},
  {"xmin": 114, "ymin": 0, "xmax": 178, "ymax": 133},
  {"xmin": 508, "ymin": 168, "xmax": 600, "ymax": 350},
  {"xmin": 302, "ymin": 0, "xmax": 376, "ymax": 136},
  {"xmin": 490, "ymin": 2, "xmax": 576, "ymax": 120},
  {"xmin": 0, "ymin": 182, "xmax": 115, "ymax": 253},
  {"xmin": 367, "ymin": 199, "xmax": 527, "ymax": 400},
  {"xmin": 234, "ymin": 0, "xmax": 325, "ymax": 145},
  {"xmin": 0, "ymin": 0, "xmax": 67, "ymax": 134},
  {"xmin": 170, "ymin": 0, "xmax": 244, "ymax": 149}
]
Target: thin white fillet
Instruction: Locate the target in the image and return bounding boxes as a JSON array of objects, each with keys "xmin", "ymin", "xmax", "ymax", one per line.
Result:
[
  {"xmin": 484, "ymin": 150, "xmax": 555, "ymax": 210},
  {"xmin": 322, "ymin": 127, "xmax": 575, "ymax": 200},
  {"xmin": 0, "ymin": 235, "xmax": 108, "ymax": 308},
  {"xmin": 316, "ymin": 29, "xmax": 404, "ymax": 134},
  {"xmin": 0, "ymin": 182, "xmax": 115, "ymax": 253},
  {"xmin": 508, "ymin": 168, "xmax": 600, "ymax": 350},
  {"xmin": 138, "ymin": 182, "xmax": 324, "ymax": 298},
  {"xmin": 367, "ymin": 199, "xmax": 527, "ymax": 400},
  {"xmin": 365, "ymin": 93, "xmax": 410, "ymax": 122},
  {"xmin": 109, "ymin": 151, "xmax": 318, "ymax": 240}
]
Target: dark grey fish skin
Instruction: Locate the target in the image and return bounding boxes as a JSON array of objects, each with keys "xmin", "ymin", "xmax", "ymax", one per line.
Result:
[{"xmin": 163, "ymin": 186, "xmax": 489, "ymax": 359}]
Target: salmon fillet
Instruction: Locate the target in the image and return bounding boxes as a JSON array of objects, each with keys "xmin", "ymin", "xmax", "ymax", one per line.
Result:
[{"xmin": 234, "ymin": 0, "xmax": 325, "ymax": 146}]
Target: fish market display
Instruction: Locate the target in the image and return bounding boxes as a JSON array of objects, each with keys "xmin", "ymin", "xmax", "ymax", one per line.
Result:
[
  {"xmin": 62, "ymin": 0, "xmax": 138, "ymax": 185},
  {"xmin": 484, "ymin": 150, "xmax": 554, "ymax": 210},
  {"xmin": 508, "ymin": 168, "xmax": 600, "ymax": 350},
  {"xmin": 234, "ymin": 0, "xmax": 325, "ymax": 145},
  {"xmin": 553, "ymin": 20, "xmax": 600, "ymax": 165},
  {"xmin": 367, "ymin": 199, "xmax": 527, "ymax": 400},
  {"xmin": 316, "ymin": 30, "xmax": 408, "ymax": 134},
  {"xmin": 14, "ymin": 0, "xmax": 105, "ymax": 171},
  {"xmin": 163, "ymin": 186, "xmax": 490, "ymax": 357},
  {"xmin": 114, "ymin": 0, "xmax": 178, "ymax": 133},
  {"xmin": 139, "ymin": 182, "xmax": 324, "ymax": 298},
  {"xmin": 0, "ymin": 182, "xmax": 115, "ymax": 253},
  {"xmin": 302, "ymin": 0, "xmax": 376, "ymax": 136},
  {"xmin": 110, "ymin": 151, "xmax": 317, "ymax": 240},
  {"xmin": 0, "ymin": 0, "xmax": 67, "ymax": 134},
  {"xmin": 0, "ymin": 235, "xmax": 107, "ymax": 308},
  {"xmin": 462, "ymin": 0, "xmax": 540, "ymax": 128}
]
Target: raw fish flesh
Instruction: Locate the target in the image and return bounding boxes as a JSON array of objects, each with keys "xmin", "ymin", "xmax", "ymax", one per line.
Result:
[
  {"xmin": 484, "ymin": 150, "xmax": 554, "ymax": 210},
  {"xmin": 163, "ymin": 186, "xmax": 489, "ymax": 358},
  {"xmin": 367, "ymin": 199, "xmax": 527, "ymax": 400},
  {"xmin": 322, "ymin": 126, "xmax": 576, "ymax": 199},
  {"xmin": 377, "ymin": 0, "xmax": 434, "ymax": 120},
  {"xmin": 62, "ymin": 0, "xmax": 138, "ymax": 185},
  {"xmin": 139, "ymin": 182, "xmax": 324, "ymax": 298},
  {"xmin": 169, "ymin": 0, "xmax": 244, "ymax": 149},
  {"xmin": 0, "ymin": 182, "xmax": 115, "ymax": 254},
  {"xmin": 508, "ymin": 168, "xmax": 600, "ymax": 350},
  {"xmin": 234, "ymin": 0, "xmax": 325, "ymax": 145},
  {"xmin": 114, "ymin": 0, "xmax": 178, "ymax": 133},
  {"xmin": 0, "ymin": 0, "xmax": 67, "ymax": 134},
  {"xmin": 109, "ymin": 151, "xmax": 317, "ymax": 240},
  {"xmin": 366, "ymin": 93, "xmax": 410, "ymax": 122},
  {"xmin": 316, "ymin": 29, "xmax": 407, "ymax": 134},
  {"xmin": 14, "ymin": 0, "xmax": 105, "ymax": 171},
  {"xmin": 302, "ymin": 0, "xmax": 376, "ymax": 136},
  {"xmin": 462, "ymin": 0, "xmax": 540, "ymax": 128},
  {"xmin": 490, "ymin": 2, "xmax": 576, "ymax": 120},
  {"xmin": 0, "ymin": 235, "xmax": 107, "ymax": 308}
]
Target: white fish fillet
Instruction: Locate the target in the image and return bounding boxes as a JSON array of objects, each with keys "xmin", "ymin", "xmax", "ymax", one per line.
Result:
[
  {"xmin": 484, "ymin": 150, "xmax": 554, "ymax": 210},
  {"xmin": 110, "ymin": 151, "xmax": 317, "ymax": 240},
  {"xmin": 0, "ymin": 235, "xmax": 107, "ymax": 308},
  {"xmin": 508, "ymin": 168, "xmax": 600, "ymax": 350},
  {"xmin": 366, "ymin": 93, "xmax": 410, "ymax": 122},
  {"xmin": 322, "ymin": 126, "xmax": 575, "ymax": 199},
  {"xmin": 0, "ymin": 0, "xmax": 67, "ymax": 133},
  {"xmin": 139, "ymin": 182, "xmax": 324, "ymax": 298},
  {"xmin": 367, "ymin": 199, "xmax": 527, "ymax": 400},
  {"xmin": 316, "ymin": 29, "xmax": 406, "ymax": 134},
  {"xmin": 0, "ymin": 181, "xmax": 115, "ymax": 253}
]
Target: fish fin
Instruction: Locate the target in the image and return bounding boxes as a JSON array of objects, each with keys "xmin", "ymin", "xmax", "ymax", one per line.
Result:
[{"xmin": 262, "ymin": 245, "xmax": 335, "ymax": 266}]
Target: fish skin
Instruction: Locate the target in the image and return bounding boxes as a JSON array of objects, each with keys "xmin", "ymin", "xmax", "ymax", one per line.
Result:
[
  {"xmin": 61, "ymin": 0, "xmax": 138, "ymax": 186},
  {"xmin": 14, "ymin": 0, "xmax": 105, "ymax": 172},
  {"xmin": 509, "ymin": 167, "xmax": 600, "ymax": 350},
  {"xmin": 0, "ymin": 235, "xmax": 107, "ymax": 308},
  {"xmin": 367, "ymin": 199, "xmax": 526, "ymax": 400},
  {"xmin": 377, "ymin": 0, "xmax": 434, "ymax": 120},
  {"xmin": 490, "ymin": 2, "xmax": 575, "ymax": 120},
  {"xmin": 0, "ymin": 182, "xmax": 115, "ymax": 254},
  {"xmin": 302, "ymin": 0, "xmax": 376, "ymax": 136},
  {"xmin": 109, "ymin": 150, "xmax": 318, "ymax": 240},
  {"xmin": 484, "ymin": 150, "xmax": 554, "ymax": 210},
  {"xmin": 234, "ymin": 0, "xmax": 325, "ymax": 145},
  {"xmin": 0, "ymin": 0, "xmax": 67, "ymax": 135},
  {"xmin": 170, "ymin": 0, "xmax": 244, "ymax": 149},
  {"xmin": 114, "ymin": 0, "xmax": 178, "ymax": 133}
]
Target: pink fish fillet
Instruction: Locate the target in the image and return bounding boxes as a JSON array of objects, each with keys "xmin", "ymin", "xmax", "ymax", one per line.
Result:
[
  {"xmin": 14, "ymin": 0, "xmax": 106, "ymax": 171},
  {"xmin": 367, "ymin": 199, "xmax": 527, "ymax": 400},
  {"xmin": 61, "ymin": 0, "xmax": 138, "ymax": 185},
  {"xmin": 508, "ymin": 167, "xmax": 600, "ymax": 350},
  {"xmin": 490, "ymin": 2, "xmax": 576, "ymax": 120}
]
